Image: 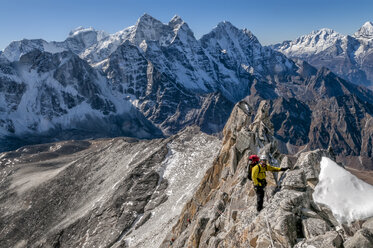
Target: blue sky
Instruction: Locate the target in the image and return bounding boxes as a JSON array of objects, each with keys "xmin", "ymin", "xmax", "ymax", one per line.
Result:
[{"xmin": 1, "ymin": 0, "xmax": 372, "ymax": 50}]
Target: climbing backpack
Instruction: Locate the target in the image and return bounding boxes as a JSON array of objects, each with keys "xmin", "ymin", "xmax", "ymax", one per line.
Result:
[{"xmin": 247, "ymin": 155, "xmax": 260, "ymax": 180}]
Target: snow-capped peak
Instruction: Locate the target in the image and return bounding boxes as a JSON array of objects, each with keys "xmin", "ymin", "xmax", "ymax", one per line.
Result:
[
  {"xmin": 69, "ymin": 26, "xmax": 95, "ymax": 37},
  {"xmin": 169, "ymin": 15, "xmax": 183, "ymax": 26},
  {"xmin": 216, "ymin": 21, "xmax": 236, "ymax": 31},
  {"xmin": 274, "ymin": 28, "xmax": 345, "ymax": 57},
  {"xmin": 68, "ymin": 26, "xmax": 108, "ymax": 41},
  {"xmin": 130, "ymin": 13, "xmax": 171, "ymax": 44},
  {"xmin": 207, "ymin": 21, "xmax": 260, "ymax": 47},
  {"xmin": 354, "ymin": 21, "xmax": 373, "ymax": 39},
  {"xmin": 310, "ymin": 28, "xmax": 337, "ymax": 35},
  {"xmin": 302, "ymin": 28, "xmax": 344, "ymax": 43},
  {"xmin": 135, "ymin": 13, "xmax": 164, "ymax": 28},
  {"xmin": 169, "ymin": 15, "xmax": 186, "ymax": 31},
  {"xmin": 2, "ymin": 39, "xmax": 66, "ymax": 62},
  {"xmin": 168, "ymin": 15, "xmax": 195, "ymax": 41}
]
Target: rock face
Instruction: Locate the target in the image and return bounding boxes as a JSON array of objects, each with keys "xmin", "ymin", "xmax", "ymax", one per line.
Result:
[
  {"xmin": 272, "ymin": 22, "xmax": 373, "ymax": 90},
  {"xmin": 160, "ymin": 101, "xmax": 373, "ymax": 248},
  {"xmin": 266, "ymin": 71, "xmax": 373, "ymax": 170},
  {"xmin": 0, "ymin": 127, "xmax": 221, "ymax": 248}
]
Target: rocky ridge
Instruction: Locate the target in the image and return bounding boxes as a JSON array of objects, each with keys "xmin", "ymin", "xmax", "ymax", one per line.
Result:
[{"xmin": 160, "ymin": 101, "xmax": 373, "ymax": 248}]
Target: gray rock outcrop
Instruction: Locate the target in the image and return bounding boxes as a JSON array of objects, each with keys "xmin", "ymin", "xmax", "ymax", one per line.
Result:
[{"xmin": 160, "ymin": 101, "xmax": 373, "ymax": 248}]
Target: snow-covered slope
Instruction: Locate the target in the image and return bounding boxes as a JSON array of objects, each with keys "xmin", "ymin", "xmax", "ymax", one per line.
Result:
[
  {"xmin": 2, "ymin": 39, "xmax": 67, "ymax": 62},
  {"xmin": 273, "ymin": 22, "xmax": 373, "ymax": 89},
  {"xmin": 80, "ymin": 14, "xmax": 176, "ymax": 64},
  {"xmin": 273, "ymin": 28, "xmax": 345, "ymax": 58},
  {"xmin": 0, "ymin": 127, "xmax": 221, "ymax": 248},
  {"xmin": 313, "ymin": 157, "xmax": 373, "ymax": 223},
  {"xmin": 354, "ymin": 21, "xmax": 373, "ymax": 39},
  {"xmin": 0, "ymin": 49, "xmax": 161, "ymax": 149},
  {"xmin": 201, "ymin": 21, "xmax": 296, "ymax": 77},
  {"xmin": 1, "ymin": 27, "xmax": 108, "ymax": 62}
]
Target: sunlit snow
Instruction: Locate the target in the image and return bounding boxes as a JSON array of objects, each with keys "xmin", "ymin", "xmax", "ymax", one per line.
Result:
[{"xmin": 313, "ymin": 157, "xmax": 373, "ymax": 223}]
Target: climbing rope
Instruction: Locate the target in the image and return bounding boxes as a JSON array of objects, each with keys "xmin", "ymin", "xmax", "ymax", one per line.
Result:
[
  {"xmin": 264, "ymin": 212, "xmax": 275, "ymax": 248},
  {"xmin": 216, "ymin": 208, "xmax": 228, "ymax": 219}
]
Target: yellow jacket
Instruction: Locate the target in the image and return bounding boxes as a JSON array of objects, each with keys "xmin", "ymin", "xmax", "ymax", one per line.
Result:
[{"xmin": 252, "ymin": 163, "xmax": 282, "ymax": 186}]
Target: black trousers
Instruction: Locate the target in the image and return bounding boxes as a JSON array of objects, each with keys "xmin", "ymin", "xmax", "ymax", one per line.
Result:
[{"xmin": 255, "ymin": 186, "xmax": 265, "ymax": 212}]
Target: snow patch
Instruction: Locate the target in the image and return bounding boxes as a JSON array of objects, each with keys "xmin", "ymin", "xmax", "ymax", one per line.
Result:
[
  {"xmin": 124, "ymin": 133, "xmax": 220, "ymax": 248},
  {"xmin": 69, "ymin": 27, "xmax": 95, "ymax": 37},
  {"xmin": 313, "ymin": 157, "xmax": 373, "ymax": 223}
]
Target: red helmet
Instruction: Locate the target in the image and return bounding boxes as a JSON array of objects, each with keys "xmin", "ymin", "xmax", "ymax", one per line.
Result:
[{"xmin": 249, "ymin": 155, "xmax": 259, "ymax": 163}]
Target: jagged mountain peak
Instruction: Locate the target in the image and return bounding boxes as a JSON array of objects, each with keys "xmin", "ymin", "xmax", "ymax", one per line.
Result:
[
  {"xmin": 242, "ymin": 27, "xmax": 255, "ymax": 36},
  {"xmin": 135, "ymin": 13, "xmax": 164, "ymax": 29},
  {"xmin": 124, "ymin": 13, "xmax": 175, "ymax": 47},
  {"xmin": 66, "ymin": 26, "xmax": 109, "ymax": 55},
  {"xmin": 169, "ymin": 15, "xmax": 183, "ymax": 26},
  {"xmin": 168, "ymin": 15, "xmax": 192, "ymax": 33},
  {"xmin": 68, "ymin": 26, "xmax": 108, "ymax": 41},
  {"xmin": 310, "ymin": 27, "xmax": 338, "ymax": 35},
  {"xmin": 68, "ymin": 26, "xmax": 96, "ymax": 37},
  {"xmin": 272, "ymin": 28, "xmax": 346, "ymax": 61},
  {"xmin": 2, "ymin": 38, "xmax": 66, "ymax": 62},
  {"xmin": 354, "ymin": 21, "xmax": 373, "ymax": 38},
  {"xmin": 295, "ymin": 28, "xmax": 344, "ymax": 45},
  {"xmin": 210, "ymin": 20, "xmax": 240, "ymax": 36},
  {"xmin": 203, "ymin": 20, "xmax": 260, "ymax": 46},
  {"xmin": 216, "ymin": 20, "xmax": 235, "ymax": 29},
  {"xmin": 214, "ymin": 21, "xmax": 249, "ymax": 37},
  {"xmin": 169, "ymin": 20, "xmax": 195, "ymax": 44}
]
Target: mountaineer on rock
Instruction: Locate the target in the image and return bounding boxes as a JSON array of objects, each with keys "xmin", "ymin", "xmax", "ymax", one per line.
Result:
[{"xmin": 252, "ymin": 154, "xmax": 288, "ymax": 212}]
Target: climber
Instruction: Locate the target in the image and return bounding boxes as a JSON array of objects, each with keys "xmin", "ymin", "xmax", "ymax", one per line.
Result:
[{"xmin": 252, "ymin": 154, "xmax": 288, "ymax": 212}]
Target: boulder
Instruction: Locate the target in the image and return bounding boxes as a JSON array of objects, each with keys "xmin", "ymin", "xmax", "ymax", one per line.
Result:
[
  {"xmin": 362, "ymin": 217, "xmax": 373, "ymax": 231},
  {"xmin": 344, "ymin": 229, "xmax": 373, "ymax": 248},
  {"xmin": 302, "ymin": 218, "xmax": 331, "ymax": 239},
  {"xmin": 294, "ymin": 231, "xmax": 343, "ymax": 248}
]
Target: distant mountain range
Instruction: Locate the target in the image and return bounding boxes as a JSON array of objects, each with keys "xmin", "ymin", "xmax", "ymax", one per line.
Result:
[
  {"xmin": 272, "ymin": 21, "xmax": 373, "ymax": 90},
  {"xmin": 0, "ymin": 14, "xmax": 372, "ymax": 169}
]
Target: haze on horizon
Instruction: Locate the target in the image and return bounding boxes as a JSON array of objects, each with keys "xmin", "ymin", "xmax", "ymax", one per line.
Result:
[{"xmin": 1, "ymin": 0, "xmax": 372, "ymax": 50}]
